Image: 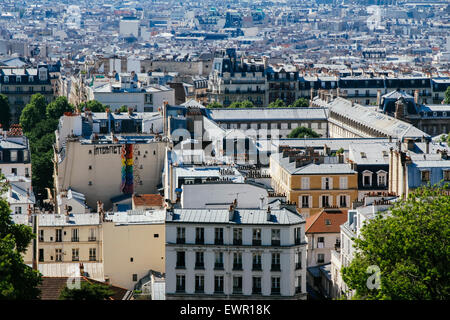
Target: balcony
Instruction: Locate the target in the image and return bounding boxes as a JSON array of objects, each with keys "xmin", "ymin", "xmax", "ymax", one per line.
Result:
[
  {"xmin": 175, "ymin": 263, "xmax": 186, "ymax": 270},
  {"xmin": 176, "ymin": 287, "xmax": 185, "ymax": 293},
  {"xmin": 295, "ymin": 238, "xmax": 302, "ymax": 245},
  {"xmin": 89, "ymin": 256, "xmax": 96, "ymax": 262},
  {"xmin": 195, "ymin": 288, "xmax": 204, "ymax": 293},
  {"xmin": 233, "ymin": 239, "xmax": 242, "ymax": 246},
  {"xmin": 295, "ymin": 287, "xmax": 302, "ymax": 294},
  {"xmin": 233, "ymin": 263, "xmax": 243, "ymax": 271},
  {"xmin": 195, "ymin": 238, "xmax": 205, "ymax": 245},
  {"xmin": 214, "ymin": 263, "xmax": 224, "ymax": 270},
  {"xmin": 233, "ymin": 288, "xmax": 243, "ymax": 294},
  {"xmin": 71, "ymin": 237, "xmax": 79, "ymax": 242},
  {"xmin": 252, "ymin": 288, "xmax": 262, "ymax": 295},
  {"xmin": 271, "ymin": 240, "xmax": 281, "ymax": 246},
  {"xmin": 214, "ymin": 288, "xmax": 224, "ymax": 294},
  {"xmin": 194, "ymin": 262, "xmax": 205, "ymax": 270},
  {"xmin": 214, "ymin": 239, "xmax": 224, "ymax": 245},
  {"xmin": 88, "ymin": 237, "xmax": 97, "ymax": 241},
  {"xmin": 295, "ymin": 263, "xmax": 302, "ymax": 270},
  {"xmin": 271, "ymin": 264, "xmax": 281, "ymax": 272},
  {"xmin": 252, "ymin": 264, "xmax": 262, "ymax": 271},
  {"xmin": 176, "ymin": 238, "xmax": 185, "ymax": 244},
  {"xmin": 252, "ymin": 240, "xmax": 261, "ymax": 246},
  {"xmin": 271, "ymin": 288, "xmax": 280, "ymax": 295}
]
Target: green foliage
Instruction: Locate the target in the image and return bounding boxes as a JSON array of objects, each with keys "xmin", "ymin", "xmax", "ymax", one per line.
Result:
[
  {"xmin": 46, "ymin": 96, "xmax": 74, "ymax": 119},
  {"xmin": 59, "ymin": 281, "xmax": 115, "ymax": 300},
  {"xmin": 0, "ymin": 94, "xmax": 11, "ymax": 130},
  {"xmin": 19, "ymin": 94, "xmax": 47, "ymax": 133},
  {"xmin": 80, "ymin": 100, "xmax": 106, "ymax": 112},
  {"xmin": 118, "ymin": 105, "xmax": 129, "ymax": 112},
  {"xmin": 336, "ymin": 147, "xmax": 344, "ymax": 155},
  {"xmin": 0, "ymin": 177, "xmax": 42, "ymax": 299},
  {"xmin": 206, "ymin": 102, "xmax": 223, "ymax": 109},
  {"xmin": 228, "ymin": 100, "xmax": 255, "ymax": 108},
  {"xmin": 444, "ymin": 86, "xmax": 450, "ymax": 104},
  {"xmin": 289, "ymin": 98, "xmax": 309, "ymax": 108},
  {"xmin": 287, "ymin": 126, "xmax": 320, "ymax": 138},
  {"xmin": 341, "ymin": 185, "xmax": 450, "ymax": 300},
  {"xmin": 268, "ymin": 99, "xmax": 286, "ymax": 108}
]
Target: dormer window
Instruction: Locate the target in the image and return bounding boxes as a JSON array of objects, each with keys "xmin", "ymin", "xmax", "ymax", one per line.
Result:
[
  {"xmin": 421, "ymin": 170, "xmax": 430, "ymax": 182},
  {"xmin": 377, "ymin": 170, "xmax": 387, "ymax": 187},
  {"xmin": 29, "ymin": 76, "xmax": 34, "ymax": 82},
  {"xmin": 4, "ymin": 76, "xmax": 8, "ymax": 83},
  {"xmin": 38, "ymin": 68, "xmax": 47, "ymax": 81},
  {"xmin": 16, "ymin": 76, "xmax": 21, "ymax": 83},
  {"xmin": 362, "ymin": 170, "xmax": 372, "ymax": 186}
]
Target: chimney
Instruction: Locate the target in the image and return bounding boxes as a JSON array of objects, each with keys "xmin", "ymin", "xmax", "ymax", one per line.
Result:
[
  {"xmin": 266, "ymin": 206, "xmax": 271, "ymax": 222},
  {"xmin": 228, "ymin": 204, "xmax": 235, "ymax": 221},
  {"xmin": 262, "ymin": 56, "xmax": 268, "ymax": 69},
  {"xmin": 259, "ymin": 196, "xmax": 265, "ymax": 210},
  {"xmin": 376, "ymin": 90, "xmax": 381, "ymax": 106},
  {"xmin": 128, "ymin": 107, "xmax": 133, "ymax": 115},
  {"xmin": 414, "ymin": 89, "xmax": 419, "ymax": 104}
]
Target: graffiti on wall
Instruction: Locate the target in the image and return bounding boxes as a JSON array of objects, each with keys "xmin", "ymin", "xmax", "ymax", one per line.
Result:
[{"xmin": 120, "ymin": 144, "xmax": 133, "ymax": 194}]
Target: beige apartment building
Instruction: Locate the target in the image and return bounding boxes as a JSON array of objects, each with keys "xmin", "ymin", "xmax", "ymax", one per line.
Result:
[{"xmin": 270, "ymin": 151, "xmax": 358, "ymax": 218}]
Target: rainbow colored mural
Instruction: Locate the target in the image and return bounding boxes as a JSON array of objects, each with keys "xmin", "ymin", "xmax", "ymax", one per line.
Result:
[{"xmin": 120, "ymin": 144, "xmax": 134, "ymax": 194}]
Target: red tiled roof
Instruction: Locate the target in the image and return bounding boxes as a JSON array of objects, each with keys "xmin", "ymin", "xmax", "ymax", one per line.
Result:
[
  {"xmin": 132, "ymin": 194, "xmax": 164, "ymax": 208},
  {"xmin": 305, "ymin": 208, "xmax": 348, "ymax": 234}
]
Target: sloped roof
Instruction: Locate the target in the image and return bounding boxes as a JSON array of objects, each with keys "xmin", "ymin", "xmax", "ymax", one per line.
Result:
[
  {"xmin": 133, "ymin": 194, "xmax": 164, "ymax": 208},
  {"xmin": 305, "ymin": 208, "xmax": 348, "ymax": 234}
]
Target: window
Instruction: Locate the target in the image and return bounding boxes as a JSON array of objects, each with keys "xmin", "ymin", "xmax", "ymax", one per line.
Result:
[
  {"xmin": 195, "ymin": 251, "xmax": 204, "ymax": 269},
  {"xmin": 214, "ymin": 228, "xmax": 223, "ymax": 244},
  {"xmin": 89, "ymin": 228, "xmax": 96, "ymax": 241},
  {"xmin": 339, "ymin": 177, "xmax": 348, "ymax": 189},
  {"xmin": 253, "ymin": 253, "xmax": 262, "ymax": 271},
  {"xmin": 176, "ymin": 227, "xmax": 185, "ymax": 244},
  {"xmin": 14, "ymin": 206, "xmax": 22, "ymax": 214},
  {"xmin": 176, "ymin": 251, "xmax": 185, "ymax": 269},
  {"xmin": 271, "ymin": 229, "xmax": 280, "ymax": 246},
  {"xmin": 214, "ymin": 251, "xmax": 224, "ymax": 269},
  {"xmin": 363, "ymin": 171, "xmax": 372, "ymax": 186},
  {"xmin": 154, "ymin": 234, "xmax": 159, "ymax": 238},
  {"xmin": 233, "ymin": 276, "xmax": 243, "ymax": 294},
  {"xmin": 4, "ymin": 76, "xmax": 8, "ymax": 83},
  {"xmin": 421, "ymin": 170, "xmax": 430, "ymax": 182},
  {"xmin": 132, "ymin": 274, "xmax": 138, "ymax": 282},
  {"xmin": 195, "ymin": 228, "xmax": 204, "ymax": 244},
  {"xmin": 176, "ymin": 275, "xmax": 186, "ymax": 292},
  {"xmin": 55, "ymin": 249, "xmax": 62, "ymax": 262},
  {"xmin": 295, "ymin": 252, "xmax": 302, "ymax": 269},
  {"xmin": 301, "ymin": 177, "xmax": 310, "ymax": 190},
  {"xmin": 271, "ymin": 252, "xmax": 281, "ymax": 271},
  {"xmin": 317, "ymin": 237, "xmax": 325, "ymax": 248},
  {"xmin": 301, "ymin": 195, "xmax": 309, "ymax": 208},
  {"xmin": 296, "ymin": 276, "xmax": 302, "ymax": 293},
  {"xmin": 233, "ymin": 228, "xmax": 242, "ymax": 245},
  {"xmin": 271, "ymin": 277, "xmax": 280, "ymax": 295},
  {"xmin": 11, "ymin": 168, "xmax": 17, "ymax": 175},
  {"xmin": 55, "ymin": 229, "xmax": 62, "ymax": 242},
  {"xmin": 339, "ymin": 195, "xmax": 347, "ymax": 208},
  {"xmin": 89, "ymin": 248, "xmax": 96, "ymax": 261},
  {"xmin": 10, "ymin": 151, "xmax": 17, "ymax": 162},
  {"xmin": 252, "ymin": 228, "xmax": 261, "ymax": 245},
  {"xmin": 377, "ymin": 171, "xmax": 387, "ymax": 187},
  {"xmin": 72, "ymin": 248, "xmax": 79, "ymax": 261},
  {"xmin": 195, "ymin": 275, "xmax": 204, "ymax": 293},
  {"xmin": 39, "ymin": 230, "xmax": 44, "ymax": 241},
  {"xmin": 233, "ymin": 252, "xmax": 243, "ymax": 270},
  {"xmin": 321, "ymin": 195, "xmax": 330, "ymax": 207},
  {"xmin": 317, "ymin": 253, "xmax": 325, "ymax": 264},
  {"xmin": 39, "ymin": 249, "xmax": 44, "ymax": 262},
  {"xmin": 322, "ymin": 177, "xmax": 332, "ymax": 190},
  {"xmin": 294, "ymin": 227, "xmax": 302, "ymax": 245},
  {"xmin": 214, "ymin": 276, "xmax": 224, "ymax": 293},
  {"xmin": 71, "ymin": 229, "xmax": 79, "ymax": 242},
  {"xmin": 444, "ymin": 170, "xmax": 450, "ymax": 181},
  {"xmin": 325, "ymin": 219, "xmax": 331, "ymax": 225},
  {"xmin": 252, "ymin": 277, "xmax": 262, "ymax": 294},
  {"xmin": 25, "ymin": 167, "xmax": 29, "ymax": 177}
]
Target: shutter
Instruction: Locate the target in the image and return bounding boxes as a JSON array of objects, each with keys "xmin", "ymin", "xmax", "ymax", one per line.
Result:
[
  {"xmin": 346, "ymin": 195, "xmax": 350, "ymax": 208},
  {"xmin": 329, "ymin": 177, "xmax": 333, "ymax": 190},
  {"xmin": 309, "ymin": 196, "xmax": 313, "ymax": 208},
  {"xmin": 319, "ymin": 195, "xmax": 322, "ymax": 208}
]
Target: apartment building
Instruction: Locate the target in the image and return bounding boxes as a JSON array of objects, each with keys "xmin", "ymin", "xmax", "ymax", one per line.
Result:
[
  {"xmin": 0, "ymin": 64, "xmax": 55, "ymax": 121},
  {"xmin": 165, "ymin": 205, "xmax": 307, "ymax": 299},
  {"xmin": 54, "ymin": 112, "xmax": 167, "ymax": 210},
  {"xmin": 270, "ymin": 147, "xmax": 358, "ymax": 218}
]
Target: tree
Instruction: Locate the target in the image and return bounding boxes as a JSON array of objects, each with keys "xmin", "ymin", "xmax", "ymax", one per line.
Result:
[
  {"xmin": 19, "ymin": 94, "xmax": 47, "ymax": 134},
  {"xmin": 268, "ymin": 99, "xmax": 286, "ymax": 108},
  {"xmin": 0, "ymin": 94, "xmax": 11, "ymax": 130},
  {"xmin": 287, "ymin": 126, "xmax": 320, "ymax": 138},
  {"xmin": 229, "ymin": 100, "xmax": 254, "ymax": 108},
  {"xmin": 0, "ymin": 176, "xmax": 42, "ymax": 299},
  {"xmin": 46, "ymin": 96, "xmax": 74, "ymax": 119},
  {"xmin": 59, "ymin": 281, "xmax": 114, "ymax": 300},
  {"xmin": 444, "ymin": 86, "xmax": 450, "ymax": 104},
  {"xmin": 289, "ymin": 98, "xmax": 309, "ymax": 108},
  {"xmin": 80, "ymin": 100, "xmax": 106, "ymax": 112},
  {"xmin": 341, "ymin": 185, "xmax": 450, "ymax": 300},
  {"xmin": 118, "ymin": 105, "xmax": 129, "ymax": 112},
  {"xmin": 206, "ymin": 102, "xmax": 223, "ymax": 109}
]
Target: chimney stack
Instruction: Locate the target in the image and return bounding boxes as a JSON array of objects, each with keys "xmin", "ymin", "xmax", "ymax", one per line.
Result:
[
  {"xmin": 266, "ymin": 206, "xmax": 271, "ymax": 222},
  {"xmin": 228, "ymin": 204, "xmax": 235, "ymax": 222},
  {"xmin": 414, "ymin": 89, "xmax": 419, "ymax": 104}
]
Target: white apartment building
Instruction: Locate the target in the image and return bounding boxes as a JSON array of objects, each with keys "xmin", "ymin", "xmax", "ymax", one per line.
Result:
[
  {"xmin": 165, "ymin": 205, "xmax": 307, "ymax": 299},
  {"xmin": 119, "ymin": 17, "xmax": 140, "ymax": 38},
  {"xmin": 330, "ymin": 196, "xmax": 396, "ymax": 299}
]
